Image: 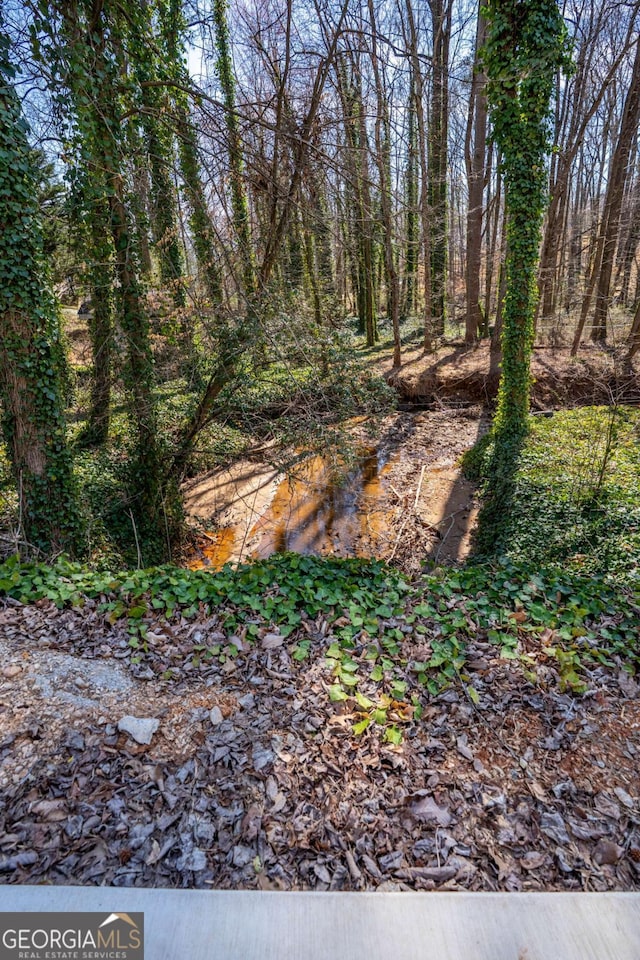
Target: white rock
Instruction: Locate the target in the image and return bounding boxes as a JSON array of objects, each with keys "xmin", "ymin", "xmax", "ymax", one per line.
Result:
[
  {"xmin": 117, "ymin": 715, "xmax": 159, "ymax": 745},
  {"xmin": 209, "ymin": 706, "xmax": 224, "ymax": 726}
]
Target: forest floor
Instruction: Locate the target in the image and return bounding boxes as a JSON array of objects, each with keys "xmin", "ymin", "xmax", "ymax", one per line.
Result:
[
  {"xmin": 1, "ymin": 326, "xmax": 639, "ymax": 892},
  {"xmin": 1, "ymin": 587, "xmax": 638, "ymax": 891}
]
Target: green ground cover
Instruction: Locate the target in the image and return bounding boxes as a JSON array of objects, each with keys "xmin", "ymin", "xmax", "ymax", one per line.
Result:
[{"xmin": 465, "ymin": 406, "xmax": 640, "ymax": 577}]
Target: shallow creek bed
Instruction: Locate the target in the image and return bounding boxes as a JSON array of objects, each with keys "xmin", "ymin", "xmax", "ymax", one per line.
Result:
[{"xmin": 183, "ymin": 408, "xmax": 488, "ymax": 571}]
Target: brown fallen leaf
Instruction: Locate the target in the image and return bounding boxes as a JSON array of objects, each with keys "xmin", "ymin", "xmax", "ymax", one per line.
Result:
[
  {"xmin": 396, "ymin": 866, "xmax": 457, "ymax": 883},
  {"xmin": 242, "ymin": 803, "xmax": 263, "ymax": 841},
  {"xmin": 520, "ymin": 851, "xmax": 546, "ymax": 871},
  {"xmin": 30, "ymin": 799, "xmax": 68, "ymax": 821},
  {"xmin": 593, "ymin": 839, "xmax": 624, "ymax": 866},
  {"xmin": 261, "ymin": 633, "xmax": 284, "ymax": 649},
  {"xmin": 270, "ymin": 792, "xmax": 287, "ymax": 814},
  {"xmin": 410, "ymin": 795, "xmax": 452, "ymax": 827}
]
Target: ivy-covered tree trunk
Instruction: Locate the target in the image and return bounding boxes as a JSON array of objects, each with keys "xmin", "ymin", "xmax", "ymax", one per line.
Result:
[
  {"xmin": 484, "ymin": 0, "xmax": 569, "ymax": 437},
  {"xmin": 141, "ymin": 101, "xmax": 186, "ymax": 308},
  {"xmin": 0, "ymin": 35, "xmax": 82, "ymax": 555},
  {"xmin": 53, "ymin": 0, "xmax": 163, "ymax": 526},
  {"xmin": 176, "ymin": 110, "xmax": 224, "ymax": 306},
  {"xmin": 159, "ymin": 0, "xmax": 223, "ymax": 307},
  {"xmin": 84, "ymin": 197, "xmax": 113, "ymax": 444},
  {"xmin": 212, "ymin": 0, "xmax": 256, "ymax": 299}
]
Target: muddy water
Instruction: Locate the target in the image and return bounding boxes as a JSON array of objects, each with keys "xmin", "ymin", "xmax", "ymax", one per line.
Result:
[
  {"xmin": 252, "ymin": 449, "xmax": 395, "ymax": 557},
  {"xmin": 189, "ymin": 448, "xmax": 397, "ymax": 569}
]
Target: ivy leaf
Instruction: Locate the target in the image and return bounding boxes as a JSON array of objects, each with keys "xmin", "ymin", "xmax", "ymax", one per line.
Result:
[
  {"xmin": 355, "ymin": 690, "xmax": 374, "ymax": 709},
  {"xmin": 352, "ymin": 717, "xmax": 370, "ymax": 735},
  {"xmin": 384, "ymin": 726, "xmax": 403, "ymax": 745}
]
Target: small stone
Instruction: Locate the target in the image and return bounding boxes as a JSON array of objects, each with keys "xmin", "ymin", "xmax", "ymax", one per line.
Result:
[
  {"xmin": 209, "ymin": 706, "xmax": 224, "ymax": 726},
  {"xmin": 2, "ymin": 665, "xmax": 22, "ymax": 679},
  {"xmin": 117, "ymin": 715, "xmax": 159, "ymax": 745}
]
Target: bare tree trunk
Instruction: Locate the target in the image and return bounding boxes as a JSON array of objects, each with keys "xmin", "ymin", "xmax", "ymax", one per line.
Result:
[
  {"xmin": 428, "ymin": 0, "xmax": 451, "ymax": 338},
  {"xmin": 537, "ymin": 7, "xmax": 640, "ymax": 337},
  {"xmin": 625, "ymin": 297, "xmax": 640, "ymax": 360},
  {"xmin": 336, "ymin": 53, "xmax": 377, "ymax": 345},
  {"xmin": 404, "ymin": 0, "xmax": 433, "ymax": 351},
  {"xmin": 592, "ymin": 37, "xmax": 640, "ymax": 341},
  {"xmin": 402, "ymin": 67, "xmax": 419, "ymax": 320},
  {"xmin": 368, "ymin": 0, "xmax": 401, "ymax": 367},
  {"xmin": 212, "ymin": 0, "xmax": 256, "ymax": 299},
  {"xmin": 614, "ymin": 174, "xmax": 640, "ymax": 305},
  {"xmin": 465, "ymin": 9, "xmax": 487, "ymax": 344},
  {"xmin": 176, "ymin": 107, "xmax": 224, "ymax": 306}
]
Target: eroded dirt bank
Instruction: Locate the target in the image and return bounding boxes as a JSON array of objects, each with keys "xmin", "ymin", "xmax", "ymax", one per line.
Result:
[{"xmin": 377, "ymin": 341, "xmax": 640, "ymax": 408}]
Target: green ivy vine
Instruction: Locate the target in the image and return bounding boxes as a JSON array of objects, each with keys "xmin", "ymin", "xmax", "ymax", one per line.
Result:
[
  {"xmin": 0, "ymin": 29, "xmax": 83, "ymax": 555},
  {"xmin": 483, "ymin": 0, "xmax": 571, "ymax": 437}
]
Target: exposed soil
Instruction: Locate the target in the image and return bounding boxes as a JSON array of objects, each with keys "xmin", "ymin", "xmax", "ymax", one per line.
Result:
[
  {"xmin": 184, "ymin": 409, "xmax": 488, "ymax": 571},
  {"xmin": 0, "ymin": 597, "xmax": 638, "ymax": 890},
  {"xmin": 376, "ymin": 340, "xmax": 640, "ymax": 408}
]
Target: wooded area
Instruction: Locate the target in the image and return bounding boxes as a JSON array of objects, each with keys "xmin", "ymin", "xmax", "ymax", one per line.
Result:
[
  {"xmin": 0, "ymin": 0, "xmax": 639, "ymax": 561},
  {"xmin": 0, "ymin": 0, "xmax": 639, "ymax": 896}
]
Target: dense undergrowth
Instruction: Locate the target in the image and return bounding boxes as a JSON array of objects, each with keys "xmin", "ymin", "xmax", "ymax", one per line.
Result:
[{"xmin": 1, "ymin": 324, "xmax": 395, "ymax": 566}]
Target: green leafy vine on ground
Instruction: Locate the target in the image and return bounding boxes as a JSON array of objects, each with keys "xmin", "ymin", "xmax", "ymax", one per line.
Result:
[{"xmin": 1, "ymin": 552, "xmax": 637, "ymax": 742}]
